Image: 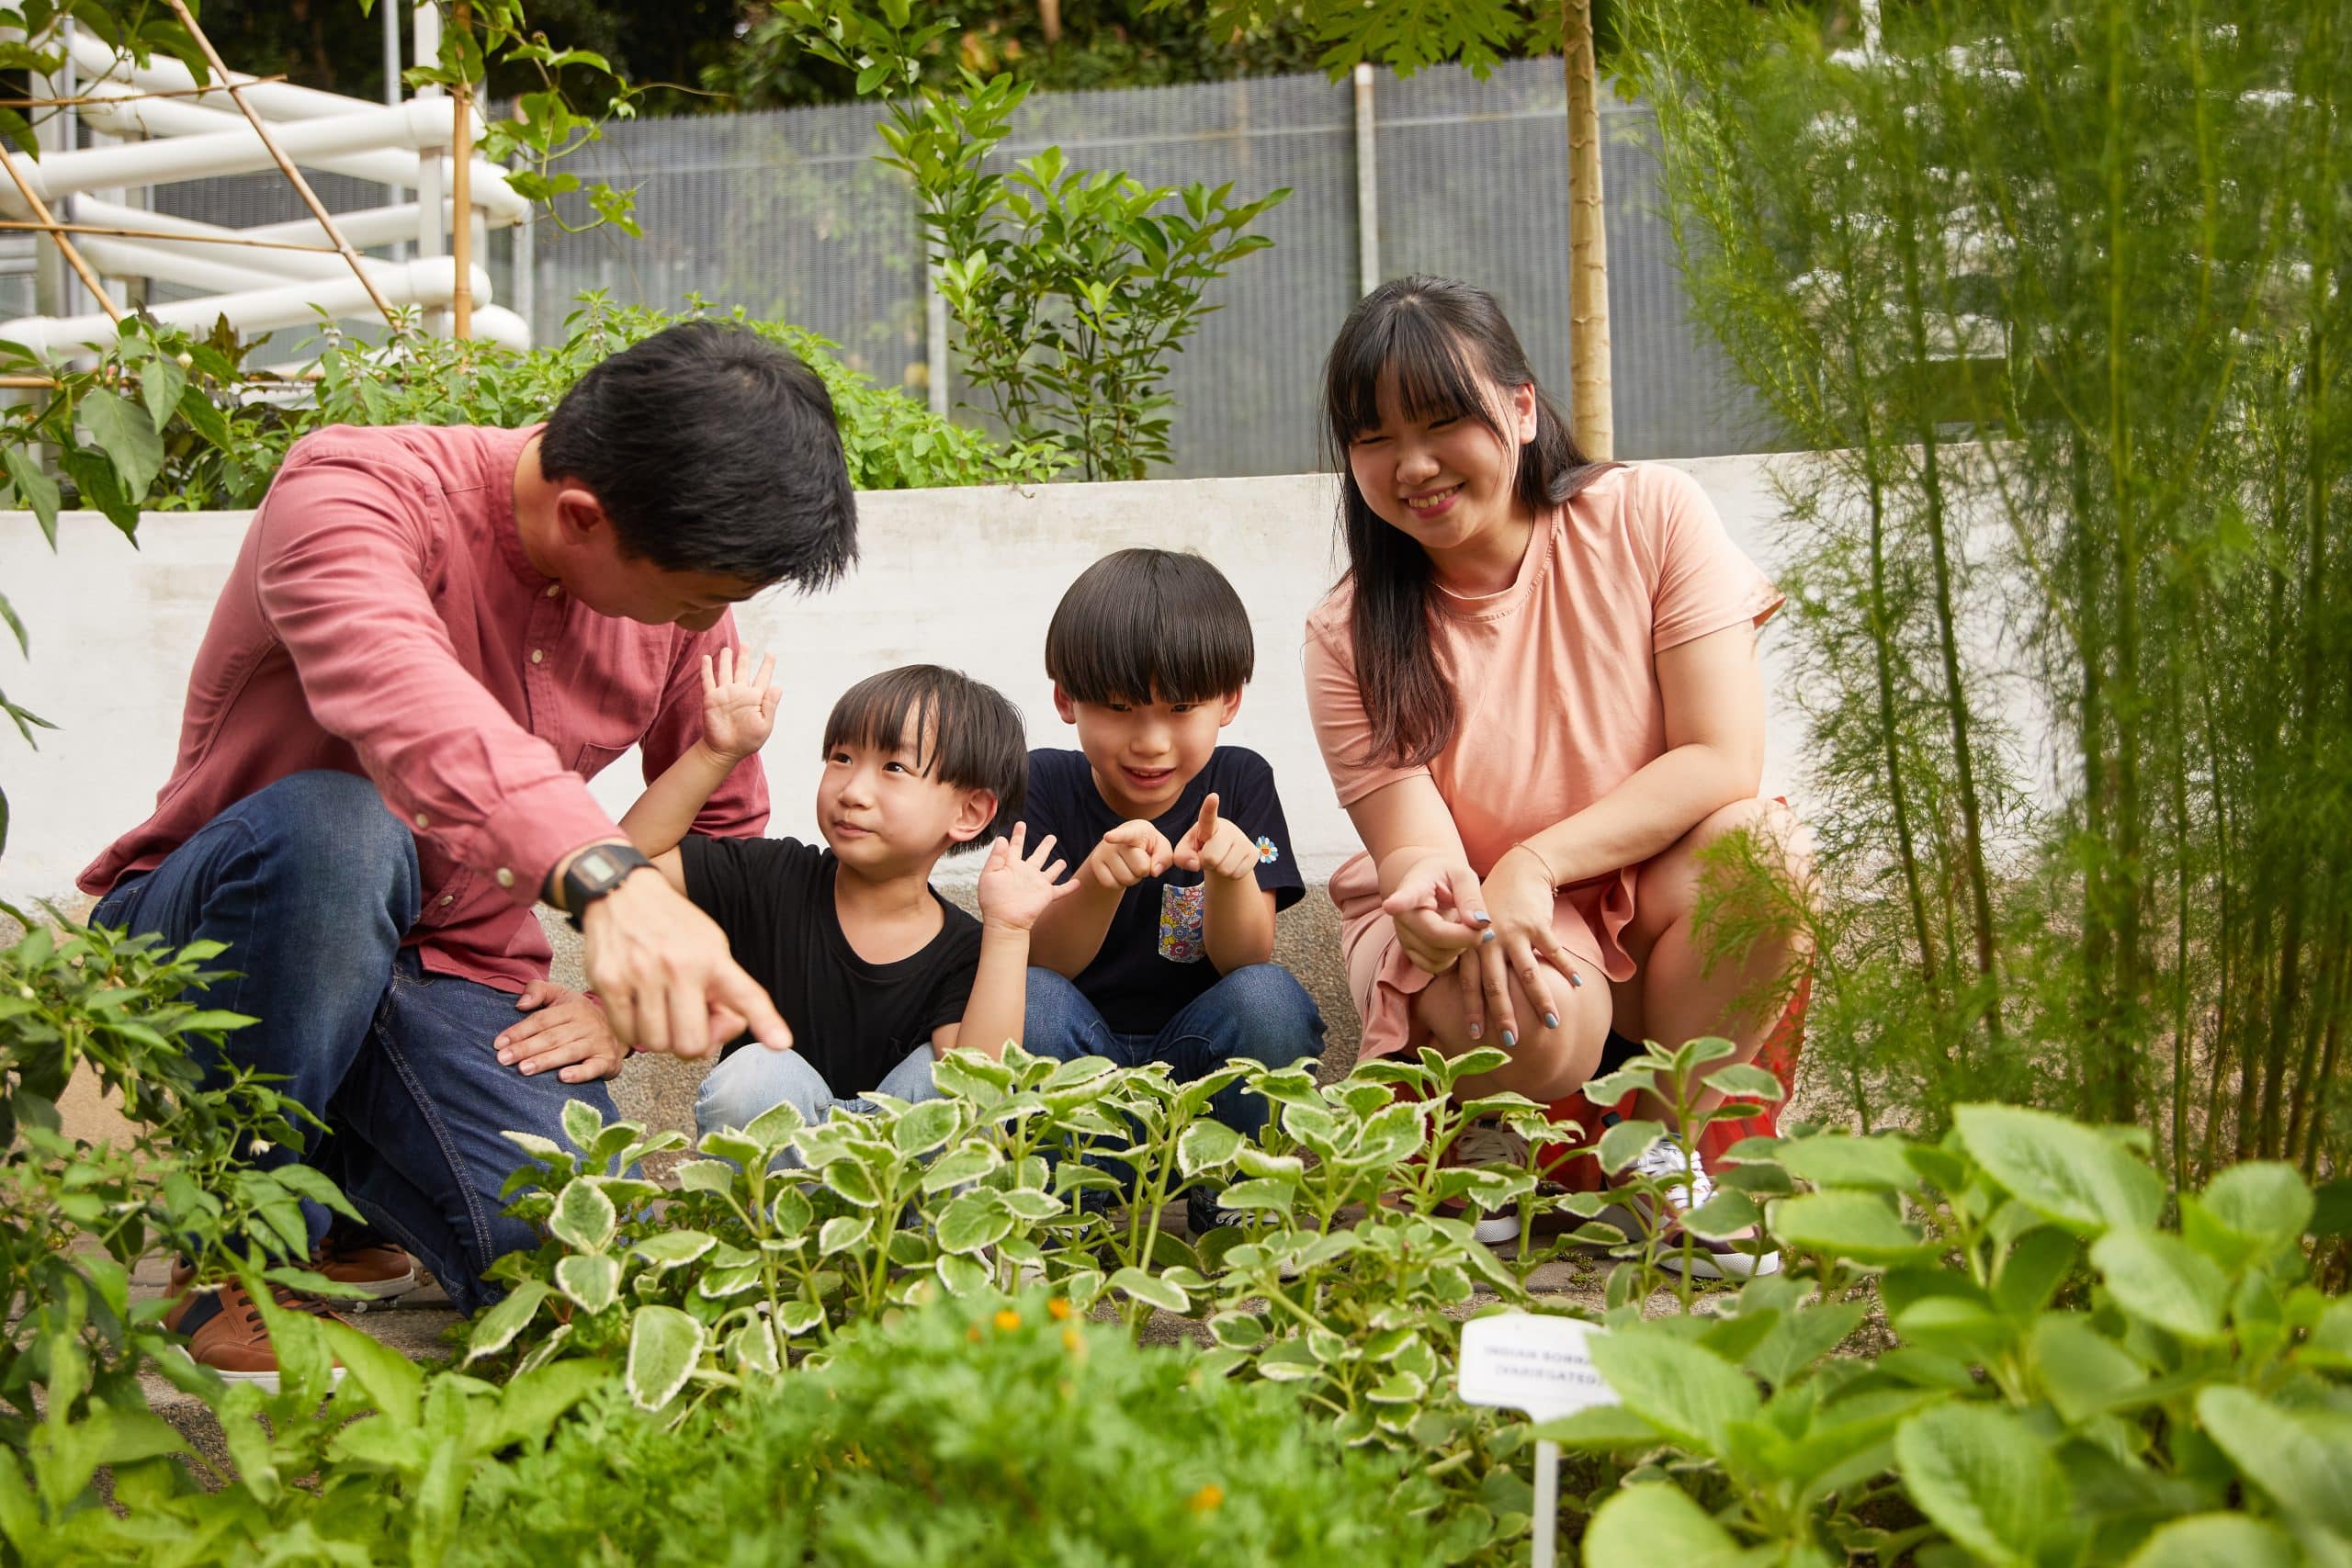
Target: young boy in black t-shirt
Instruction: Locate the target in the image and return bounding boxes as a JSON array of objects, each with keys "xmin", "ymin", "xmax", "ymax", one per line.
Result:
[
  {"xmin": 620, "ymin": 654, "xmax": 1077, "ymax": 1135},
  {"xmin": 1019, "ymin": 549, "xmax": 1327, "ymax": 1233}
]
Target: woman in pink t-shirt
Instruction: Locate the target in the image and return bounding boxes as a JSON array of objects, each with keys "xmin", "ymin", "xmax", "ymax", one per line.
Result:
[{"xmin": 1304, "ymin": 277, "xmax": 1805, "ymax": 1271}]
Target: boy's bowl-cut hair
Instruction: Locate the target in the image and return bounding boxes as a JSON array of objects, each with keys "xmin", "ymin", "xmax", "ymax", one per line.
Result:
[
  {"xmin": 822, "ymin": 665, "xmax": 1028, "ymax": 855},
  {"xmin": 1045, "ymin": 548, "xmax": 1255, "ymax": 706}
]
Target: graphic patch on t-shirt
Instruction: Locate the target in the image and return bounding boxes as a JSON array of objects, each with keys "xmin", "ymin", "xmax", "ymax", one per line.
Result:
[{"xmin": 1158, "ymin": 883, "xmax": 1207, "ymax": 964}]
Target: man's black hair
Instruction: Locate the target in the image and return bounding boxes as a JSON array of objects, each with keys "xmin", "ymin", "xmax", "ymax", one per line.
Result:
[
  {"xmin": 540, "ymin": 321, "xmax": 859, "ymax": 589},
  {"xmin": 822, "ymin": 665, "xmax": 1028, "ymax": 855},
  {"xmin": 1044, "ymin": 548, "xmax": 1255, "ymax": 705}
]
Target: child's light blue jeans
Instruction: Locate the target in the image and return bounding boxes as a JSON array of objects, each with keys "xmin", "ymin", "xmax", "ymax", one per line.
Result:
[{"xmin": 695, "ymin": 1041, "xmax": 941, "ymax": 1140}]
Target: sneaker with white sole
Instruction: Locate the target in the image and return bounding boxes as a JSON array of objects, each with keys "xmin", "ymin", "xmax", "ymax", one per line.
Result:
[
  {"xmin": 1447, "ymin": 1121, "xmax": 1530, "ymax": 1247},
  {"xmin": 1602, "ymin": 1135, "xmax": 1781, "ymax": 1280}
]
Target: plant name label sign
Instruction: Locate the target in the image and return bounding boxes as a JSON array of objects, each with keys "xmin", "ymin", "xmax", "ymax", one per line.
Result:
[{"xmin": 1457, "ymin": 1313, "xmax": 1615, "ymax": 1421}]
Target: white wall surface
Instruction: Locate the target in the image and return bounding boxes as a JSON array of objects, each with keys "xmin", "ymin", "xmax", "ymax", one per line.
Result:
[{"xmin": 0, "ymin": 457, "xmax": 1806, "ymax": 906}]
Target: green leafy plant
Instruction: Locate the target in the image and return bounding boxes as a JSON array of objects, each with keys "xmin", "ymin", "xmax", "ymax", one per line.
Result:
[
  {"xmin": 775, "ymin": 2, "xmax": 1291, "ymax": 479},
  {"xmin": 1557, "ymin": 1105, "xmax": 2352, "ymax": 1565},
  {"xmin": 0, "ymin": 910, "xmax": 360, "ymax": 1498}
]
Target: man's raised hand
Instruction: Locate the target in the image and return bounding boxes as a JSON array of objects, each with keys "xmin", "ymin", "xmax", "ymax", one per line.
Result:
[{"xmin": 581, "ymin": 865, "xmax": 791, "ymax": 1058}]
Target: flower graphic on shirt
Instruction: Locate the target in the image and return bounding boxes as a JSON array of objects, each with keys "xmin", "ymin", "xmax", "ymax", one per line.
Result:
[
  {"xmin": 1158, "ymin": 883, "xmax": 1207, "ymax": 964},
  {"xmin": 1255, "ymin": 836, "xmax": 1280, "ymax": 865}
]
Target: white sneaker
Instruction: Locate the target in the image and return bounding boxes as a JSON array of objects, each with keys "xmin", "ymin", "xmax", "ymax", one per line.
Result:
[
  {"xmin": 1449, "ymin": 1121, "xmax": 1530, "ymax": 1246},
  {"xmin": 1604, "ymin": 1137, "xmax": 1780, "ymax": 1279}
]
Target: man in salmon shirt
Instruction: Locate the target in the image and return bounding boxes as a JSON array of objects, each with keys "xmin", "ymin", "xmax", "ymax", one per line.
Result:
[{"xmin": 80, "ymin": 321, "xmax": 851, "ymax": 1385}]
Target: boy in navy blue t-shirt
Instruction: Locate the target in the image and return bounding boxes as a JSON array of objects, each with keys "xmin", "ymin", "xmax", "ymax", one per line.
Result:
[{"xmin": 1020, "ymin": 549, "xmax": 1327, "ymax": 1233}]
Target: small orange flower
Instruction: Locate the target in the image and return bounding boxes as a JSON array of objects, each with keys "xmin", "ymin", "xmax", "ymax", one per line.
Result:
[
  {"xmin": 1047, "ymin": 1297, "xmax": 1073, "ymax": 1321},
  {"xmin": 994, "ymin": 1308, "xmax": 1023, "ymax": 1333},
  {"xmin": 1187, "ymin": 1483, "xmax": 1224, "ymax": 1514}
]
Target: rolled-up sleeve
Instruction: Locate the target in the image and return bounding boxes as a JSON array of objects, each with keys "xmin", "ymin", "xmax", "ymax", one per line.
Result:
[{"xmin": 254, "ymin": 446, "xmax": 620, "ymax": 904}]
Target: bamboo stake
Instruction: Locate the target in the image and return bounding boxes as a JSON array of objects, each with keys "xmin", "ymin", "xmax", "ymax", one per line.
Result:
[
  {"xmin": 0, "ymin": 143, "xmax": 121, "ymax": 325},
  {"xmin": 158, "ymin": 0, "xmax": 404, "ymax": 333},
  {"xmin": 0, "ymin": 75, "xmax": 288, "ymax": 108},
  {"xmin": 451, "ymin": 0, "xmax": 473, "ymax": 339},
  {"xmin": 0, "ymin": 219, "xmax": 339, "ymax": 254},
  {"xmin": 1563, "ymin": 0, "xmax": 1612, "ymax": 460}
]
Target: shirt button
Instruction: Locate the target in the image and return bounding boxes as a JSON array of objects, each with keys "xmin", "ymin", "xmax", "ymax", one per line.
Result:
[
  {"xmin": 530, "ymin": 649, "xmax": 546, "ymax": 665},
  {"xmin": 438, "ymin": 894, "xmax": 454, "ymax": 907},
  {"xmin": 544, "ymin": 582, "xmax": 561, "ymax": 597},
  {"xmin": 494, "ymin": 868, "xmax": 514, "ymax": 889},
  {"xmin": 413, "ymin": 811, "xmax": 430, "ymax": 829}
]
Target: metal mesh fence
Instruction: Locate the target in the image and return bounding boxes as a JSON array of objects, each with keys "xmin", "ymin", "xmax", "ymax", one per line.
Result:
[{"xmin": 128, "ymin": 58, "xmax": 1781, "ymax": 471}]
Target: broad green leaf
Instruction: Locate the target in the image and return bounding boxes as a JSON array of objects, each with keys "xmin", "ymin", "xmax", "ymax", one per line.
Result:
[
  {"xmin": 673, "ymin": 1159, "xmax": 735, "ymax": 1194},
  {"xmin": 484, "ymin": 1359, "xmax": 609, "ymax": 1452},
  {"xmin": 2123, "ymin": 1515, "xmax": 2298, "ymax": 1568},
  {"xmin": 632, "ymin": 1231, "xmax": 717, "ymax": 1269},
  {"xmin": 0, "ymin": 446, "xmax": 60, "ymax": 545},
  {"xmin": 2305, "ymin": 1298, "xmax": 2352, "ymax": 1371},
  {"xmin": 1589, "ymin": 1330, "xmax": 1759, "ymax": 1455},
  {"xmin": 726, "ymin": 1318, "xmax": 780, "ymax": 1375},
  {"xmin": 1773, "ymin": 1133, "xmax": 1918, "ymax": 1191},
  {"xmin": 1216, "ymin": 1176, "xmax": 1296, "ymax": 1213},
  {"xmin": 1176, "ymin": 1119, "xmax": 1243, "ymax": 1177},
  {"xmin": 921, "ymin": 1141, "xmax": 1001, "ymax": 1193},
  {"xmin": 1580, "ymin": 1483, "xmax": 1746, "ymax": 1566},
  {"xmin": 1990, "ymin": 1226, "xmax": 2077, "ymax": 1317},
  {"xmin": 2197, "ymin": 1385, "xmax": 2352, "ymax": 1535},
  {"xmin": 1702, "ymin": 1063, "xmax": 1786, "ymax": 1102},
  {"xmin": 319, "ymin": 1320, "xmax": 424, "ymax": 1427},
  {"xmin": 560, "ymin": 1099, "xmax": 605, "ymax": 1155},
  {"xmin": 464, "ymin": 1280, "xmax": 549, "ymax": 1362},
  {"xmin": 890, "ymin": 1098, "xmax": 959, "ymax": 1156},
  {"xmin": 2090, "ymin": 1228, "xmax": 2228, "ymax": 1344},
  {"xmin": 777, "ymin": 1299, "xmax": 825, "ymax": 1335},
  {"xmin": 1767, "ymin": 1190, "xmax": 1936, "ymax": 1264},
  {"xmin": 935, "ymin": 1190, "xmax": 1014, "ymax": 1254},
  {"xmin": 140, "ymin": 355, "xmax": 187, "ymax": 433},
  {"xmin": 555, "ymin": 1253, "xmax": 622, "ymax": 1315},
  {"xmin": 2027, "ymin": 1314, "xmax": 2145, "ymax": 1426},
  {"xmin": 934, "ymin": 1253, "xmax": 989, "ymax": 1296},
  {"xmin": 1598, "ymin": 1118, "xmax": 1667, "ymax": 1174},
  {"xmin": 1108, "ymin": 1266, "xmax": 1188, "ymax": 1314},
  {"xmin": 548, "ymin": 1179, "xmax": 616, "ymax": 1253},
  {"xmin": 1894, "ymin": 1404, "xmax": 2070, "ymax": 1568},
  {"xmin": 79, "ymin": 388, "xmax": 165, "ymax": 500},
  {"xmin": 2199, "ymin": 1161, "xmax": 2313, "ymax": 1246},
  {"xmin": 818, "ymin": 1215, "xmax": 872, "ymax": 1255},
  {"xmin": 1953, "ymin": 1104, "xmax": 2162, "ymax": 1237},
  {"xmin": 741, "ymin": 1098, "xmax": 807, "ymax": 1151},
  {"xmin": 624, "ymin": 1305, "xmax": 704, "ymax": 1412}
]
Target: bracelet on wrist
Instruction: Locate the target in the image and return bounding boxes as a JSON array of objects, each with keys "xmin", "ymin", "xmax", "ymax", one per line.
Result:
[{"xmin": 1508, "ymin": 840, "xmax": 1562, "ymax": 889}]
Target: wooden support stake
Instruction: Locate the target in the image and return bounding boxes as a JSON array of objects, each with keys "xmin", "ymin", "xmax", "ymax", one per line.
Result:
[
  {"xmin": 0, "ymin": 142, "xmax": 121, "ymax": 325},
  {"xmin": 159, "ymin": 0, "xmax": 406, "ymax": 333},
  {"xmin": 450, "ymin": 0, "xmax": 473, "ymax": 339},
  {"xmin": 0, "ymin": 218, "xmax": 340, "ymax": 254}
]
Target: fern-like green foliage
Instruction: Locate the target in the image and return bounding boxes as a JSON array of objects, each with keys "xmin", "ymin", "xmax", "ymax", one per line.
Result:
[{"xmin": 1637, "ymin": 0, "xmax": 2352, "ymax": 1184}]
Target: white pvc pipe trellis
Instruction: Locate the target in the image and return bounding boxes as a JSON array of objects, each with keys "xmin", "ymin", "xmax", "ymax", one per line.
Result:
[{"xmin": 0, "ymin": 4, "xmax": 531, "ymax": 362}]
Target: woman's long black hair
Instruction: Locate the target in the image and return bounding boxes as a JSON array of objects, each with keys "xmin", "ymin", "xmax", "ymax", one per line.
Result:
[{"xmin": 1321, "ymin": 276, "xmax": 1611, "ymax": 768}]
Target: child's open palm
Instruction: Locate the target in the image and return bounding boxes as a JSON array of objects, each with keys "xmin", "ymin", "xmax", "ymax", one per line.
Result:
[
  {"xmin": 699, "ymin": 647, "xmax": 781, "ymax": 762},
  {"xmin": 979, "ymin": 823, "xmax": 1082, "ymax": 932}
]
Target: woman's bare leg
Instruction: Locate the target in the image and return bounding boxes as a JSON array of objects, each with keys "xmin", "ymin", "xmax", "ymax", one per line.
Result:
[{"xmin": 1612, "ymin": 797, "xmax": 1814, "ymax": 1116}]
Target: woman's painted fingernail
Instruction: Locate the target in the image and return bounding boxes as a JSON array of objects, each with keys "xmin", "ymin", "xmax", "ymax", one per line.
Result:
[
  {"xmin": 1570, "ymin": 972, "xmax": 1585, "ymax": 988},
  {"xmin": 1544, "ymin": 1012, "xmax": 1560, "ymax": 1028},
  {"xmin": 1501, "ymin": 1030, "xmax": 1517, "ymax": 1049},
  {"xmin": 1469, "ymin": 1022, "xmax": 1484, "ymax": 1040},
  {"xmin": 1480, "ymin": 930, "xmax": 1498, "ymax": 944},
  {"xmin": 1474, "ymin": 910, "xmax": 1491, "ymax": 924}
]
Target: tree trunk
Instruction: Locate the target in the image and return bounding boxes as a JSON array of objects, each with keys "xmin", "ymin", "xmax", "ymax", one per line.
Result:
[{"xmin": 1564, "ymin": 0, "xmax": 1612, "ymax": 459}]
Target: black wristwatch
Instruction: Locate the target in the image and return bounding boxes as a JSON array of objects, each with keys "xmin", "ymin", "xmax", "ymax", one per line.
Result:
[{"xmin": 555, "ymin": 843, "xmax": 654, "ymax": 931}]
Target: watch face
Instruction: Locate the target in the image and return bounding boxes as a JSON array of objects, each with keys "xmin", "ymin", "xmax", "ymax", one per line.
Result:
[{"xmin": 578, "ymin": 849, "xmax": 617, "ymax": 884}]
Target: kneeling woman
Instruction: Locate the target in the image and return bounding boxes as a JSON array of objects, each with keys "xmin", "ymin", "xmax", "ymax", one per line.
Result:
[{"xmin": 1304, "ymin": 276, "xmax": 1807, "ymax": 1276}]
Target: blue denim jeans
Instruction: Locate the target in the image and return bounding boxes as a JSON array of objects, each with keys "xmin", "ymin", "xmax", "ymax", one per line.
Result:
[
  {"xmin": 90, "ymin": 770, "xmax": 615, "ymax": 1314},
  {"xmin": 1022, "ymin": 964, "xmax": 1326, "ymax": 1138},
  {"xmin": 695, "ymin": 1042, "xmax": 940, "ymax": 1139}
]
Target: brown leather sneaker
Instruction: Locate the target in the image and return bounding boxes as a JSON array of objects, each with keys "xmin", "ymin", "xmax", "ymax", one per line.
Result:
[
  {"xmin": 316, "ymin": 1232, "xmax": 420, "ymax": 1303},
  {"xmin": 161, "ymin": 1277, "xmax": 351, "ymax": 1392}
]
